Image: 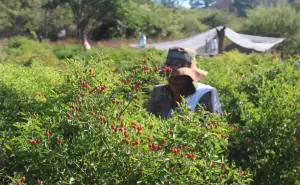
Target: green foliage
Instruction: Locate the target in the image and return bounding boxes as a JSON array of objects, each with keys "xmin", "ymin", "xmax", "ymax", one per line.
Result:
[
  {"xmin": 180, "ymin": 16, "xmax": 209, "ymax": 35},
  {"xmin": 95, "ymin": 1, "xmax": 156, "ymax": 38},
  {"xmin": 1, "ymin": 42, "xmax": 300, "ymax": 185},
  {"xmin": 4, "ymin": 37, "xmax": 62, "ymax": 68},
  {"xmin": 52, "ymin": 44, "xmax": 164, "ymax": 72},
  {"xmin": 244, "ymin": 6, "xmax": 300, "ymax": 37},
  {"xmin": 0, "ymin": 61, "xmax": 64, "ymax": 129},
  {"xmin": 0, "ymin": 2, "xmax": 12, "ymax": 29},
  {"xmin": 0, "ymin": 0, "xmax": 44, "ymax": 31},
  {"xmin": 232, "ymin": 0, "xmax": 254, "ymax": 16},
  {"xmin": 147, "ymin": 8, "xmax": 184, "ymax": 38},
  {"xmin": 44, "ymin": 0, "xmax": 131, "ymax": 38},
  {"xmin": 197, "ymin": 9, "xmax": 244, "ymax": 31},
  {"xmin": 197, "ymin": 51, "xmax": 300, "ymax": 185},
  {"xmin": 0, "ymin": 39, "xmax": 8, "ymax": 61},
  {"xmin": 280, "ymin": 36, "xmax": 300, "ymax": 56},
  {"xmin": 1, "ymin": 0, "xmax": 300, "ymax": 45},
  {"xmin": 44, "ymin": 4, "xmax": 74, "ymax": 31},
  {"xmin": 155, "ymin": 0, "xmax": 183, "ymax": 8},
  {"xmin": 0, "ymin": 0, "xmax": 245, "ymax": 40},
  {"xmin": 242, "ymin": 6, "xmax": 300, "ymax": 55},
  {"xmin": 0, "ymin": 52, "xmax": 253, "ymax": 185},
  {"xmin": 53, "ymin": 45, "xmax": 85, "ymax": 60}
]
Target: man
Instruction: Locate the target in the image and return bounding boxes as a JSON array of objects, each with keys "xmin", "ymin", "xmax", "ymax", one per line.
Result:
[
  {"xmin": 83, "ymin": 35, "xmax": 91, "ymax": 50},
  {"xmin": 147, "ymin": 47, "xmax": 222, "ymax": 119}
]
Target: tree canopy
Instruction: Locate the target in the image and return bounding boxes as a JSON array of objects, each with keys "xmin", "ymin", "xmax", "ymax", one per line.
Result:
[{"xmin": 0, "ymin": 0, "xmax": 300, "ymax": 47}]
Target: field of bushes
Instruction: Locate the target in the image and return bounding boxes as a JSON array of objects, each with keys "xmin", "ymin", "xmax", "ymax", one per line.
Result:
[{"xmin": 0, "ymin": 37, "xmax": 300, "ymax": 185}]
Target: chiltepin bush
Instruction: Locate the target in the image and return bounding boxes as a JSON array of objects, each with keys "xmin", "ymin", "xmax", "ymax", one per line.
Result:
[{"xmin": 1, "ymin": 48, "xmax": 299, "ymax": 185}]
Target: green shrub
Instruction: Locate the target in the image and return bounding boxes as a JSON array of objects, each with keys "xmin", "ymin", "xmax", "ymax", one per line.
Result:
[
  {"xmin": 1, "ymin": 47, "xmax": 300, "ymax": 185},
  {"xmin": 53, "ymin": 45, "xmax": 83, "ymax": 60},
  {"xmin": 198, "ymin": 51, "xmax": 300, "ymax": 185},
  {"xmin": 0, "ymin": 61, "xmax": 64, "ymax": 129},
  {"xmin": 181, "ymin": 16, "xmax": 210, "ymax": 36},
  {"xmin": 1, "ymin": 56, "xmax": 252, "ymax": 185},
  {"xmin": 4, "ymin": 37, "xmax": 63, "ymax": 68},
  {"xmin": 243, "ymin": 6, "xmax": 300, "ymax": 37},
  {"xmin": 0, "ymin": 39, "xmax": 8, "ymax": 62},
  {"xmin": 198, "ymin": 9, "xmax": 244, "ymax": 31},
  {"xmin": 233, "ymin": 56, "xmax": 300, "ymax": 185}
]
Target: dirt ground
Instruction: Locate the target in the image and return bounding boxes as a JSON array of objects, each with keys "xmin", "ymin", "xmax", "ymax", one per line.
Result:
[{"xmin": 51, "ymin": 37, "xmax": 173, "ymax": 49}]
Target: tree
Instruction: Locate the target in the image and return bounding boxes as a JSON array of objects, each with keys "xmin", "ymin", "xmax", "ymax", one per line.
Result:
[
  {"xmin": 132, "ymin": 0, "xmax": 154, "ymax": 4},
  {"xmin": 0, "ymin": 0, "xmax": 44, "ymax": 32},
  {"xmin": 43, "ymin": 0, "xmax": 116, "ymax": 39},
  {"xmin": 232, "ymin": 0, "xmax": 254, "ymax": 16},
  {"xmin": 190, "ymin": 0, "xmax": 216, "ymax": 8},
  {"xmin": 244, "ymin": 6, "xmax": 300, "ymax": 37},
  {"xmin": 290, "ymin": 0, "xmax": 300, "ymax": 10},
  {"xmin": 252, "ymin": 0, "xmax": 295, "ymax": 7}
]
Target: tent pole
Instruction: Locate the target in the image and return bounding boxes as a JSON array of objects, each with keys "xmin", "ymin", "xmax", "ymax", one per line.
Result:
[{"xmin": 216, "ymin": 26, "xmax": 226, "ymax": 54}]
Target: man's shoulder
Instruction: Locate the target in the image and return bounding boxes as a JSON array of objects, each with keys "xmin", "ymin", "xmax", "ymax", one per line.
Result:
[
  {"xmin": 150, "ymin": 84, "xmax": 171, "ymax": 96},
  {"xmin": 194, "ymin": 83, "xmax": 216, "ymax": 91},
  {"xmin": 147, "ymin": 84, "xmax": 172, "ymax": 119}
]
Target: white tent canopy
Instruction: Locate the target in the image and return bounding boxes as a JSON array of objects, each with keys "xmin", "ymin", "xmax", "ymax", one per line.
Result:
[{"xmin": 130, "ymin": 26, "xmax": 284, "ymax": 55}]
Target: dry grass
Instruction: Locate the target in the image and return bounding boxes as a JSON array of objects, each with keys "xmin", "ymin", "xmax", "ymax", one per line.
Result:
[{"xmin": 49, "ymin": 37, "xmax": 174, "ymax": 49}]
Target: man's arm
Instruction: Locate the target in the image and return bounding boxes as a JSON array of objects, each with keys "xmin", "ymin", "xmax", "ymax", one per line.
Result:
[{"xmin": 196, "ymin": 91, "xmax": 213, "ymax": 113}]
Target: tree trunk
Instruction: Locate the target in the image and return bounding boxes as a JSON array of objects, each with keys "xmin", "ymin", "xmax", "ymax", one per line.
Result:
[
  {"xmin": 76, "ymin": 18, "xmax": 89, "ymax": 41},
  {"xmin": 76, "ymin": 18, "xmax": 82, "ymax": 40}
]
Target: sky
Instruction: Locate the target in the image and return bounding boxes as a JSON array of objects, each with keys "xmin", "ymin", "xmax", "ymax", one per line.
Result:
[{"xmin": 181, "ymin": 0, "xmax": 191, "ymax": 8}]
